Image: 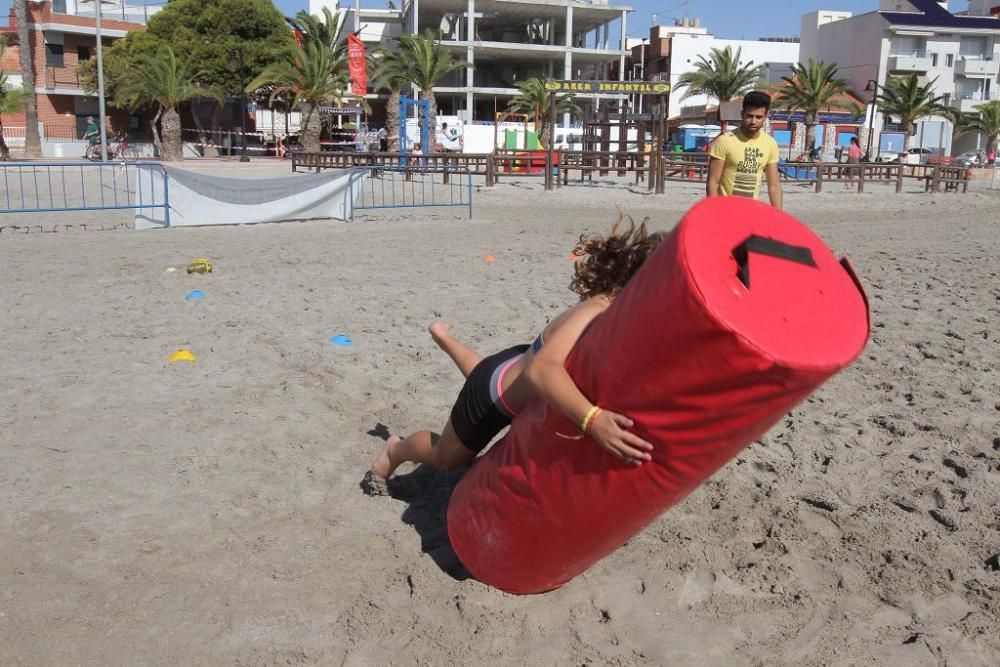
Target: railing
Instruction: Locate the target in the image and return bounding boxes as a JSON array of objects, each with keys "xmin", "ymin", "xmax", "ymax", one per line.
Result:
[
  {"xmin": 889, "ymin": 50, "xmax": 928, "ymax": 58},
  {"xmin": 293, "ymin": 151, "xmax": 492, "ymax": 182},
  {"xmin": 346, "ymin": 166, "xmax": 473, "ymax": 220},
  {"xmin": 2, "ymin": 126, "xmax": 26, "ymax": 146},
  {"xmin": 44, "ymin": 66, "xmax": 82, "ymax": 89},
  {"xmin": 0, "ymin": 162, "xmax": 170, "ymax": 226}
]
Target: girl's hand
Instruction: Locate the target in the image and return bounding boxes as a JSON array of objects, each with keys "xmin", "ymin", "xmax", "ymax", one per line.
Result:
[{"xmin": 588, "ymin": 410, "xmax": 654, "ymax": 465}]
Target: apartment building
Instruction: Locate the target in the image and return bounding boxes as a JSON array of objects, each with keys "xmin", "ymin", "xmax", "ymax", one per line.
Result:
[
  {"xmin": 800, "ymin": 0, "xmax": 1000, "ymax": 157},
  {"xmin": 1, "ymin": 0, "xmax": 154, "ymax": 152},
  {"xmin": 618, "ymin": 18, "xmax": 799, "ymax": 125},
  {"xmin": 317, "ymin": 0, "xmax": 631, "ymax": 122}
]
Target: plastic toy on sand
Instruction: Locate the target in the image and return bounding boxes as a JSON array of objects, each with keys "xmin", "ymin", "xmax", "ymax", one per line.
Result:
[
  {"xmin": 185, "ymin": 290, "xmax": 205, "ymax": 301},
  {"xmin": 447, "ymin": 197, "xmax": 870, "ymax": 595},
  {"xmin": 186, "ymin": 258, "xmax": 213, "ymax": 274},
  {"xmin": 328, "ymin": 334, "xmax": 353, "ymax": 347},
  {"xmin": 168, "ymin": 349, "xmax": 197, "ymax": 363}
]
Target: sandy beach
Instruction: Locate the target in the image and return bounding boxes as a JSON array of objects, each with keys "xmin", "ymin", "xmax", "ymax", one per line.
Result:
[{"xmin": 2, "ymin": 171, "xmax": 999, "ymax": 665}]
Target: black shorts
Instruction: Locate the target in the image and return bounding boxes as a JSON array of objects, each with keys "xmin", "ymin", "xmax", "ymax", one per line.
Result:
[{"xmin": 450, "ymin": 344, "xmax": 529, "ymax": 453}]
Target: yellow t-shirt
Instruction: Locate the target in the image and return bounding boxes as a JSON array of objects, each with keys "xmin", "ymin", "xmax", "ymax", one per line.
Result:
[{"xmin": 708, "ymin": 129, "xmax": 779, "ymax": 199}]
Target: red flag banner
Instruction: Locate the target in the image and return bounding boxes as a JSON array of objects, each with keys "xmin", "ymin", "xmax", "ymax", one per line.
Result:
[{"xmin": 347, "ymin": 34, "xmax": 367, "ymax": 96}]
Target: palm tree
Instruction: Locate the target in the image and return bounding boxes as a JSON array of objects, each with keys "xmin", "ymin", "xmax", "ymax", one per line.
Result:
[
  {"xmin": 13, "ymin": 1, "xmax": 41, "ymax": 157},
  {"xmin": 286, "ymin": 6, "xmax": 349, "ymax": 54},
  {"xmin": 115, "ymin": 47, "xmax": 220, "ymax": 161},
  {"xmin": 964, "ymin": 100, "xmax": 1000, "ymax": 156},
  {"xmin": 675, "ymin": 46, "xmax": 762, "ymax": 131},
  {"xmin": 1, "ymin": 36, "xmax": 29, "ymax": 161},
  {"xmin": 371, "ymin": 46, "xmax": 410, "ymax": 152},
  {"xmin": 1, "ymin": 68, "xmax": 29, "ymax": 161},
  {"xmin": 773, "ymin": 60, "xmax": 857, "ymax": 156},
  {"xmin": 507, "ymin": 78, "xmax": 580, "ymax": 148},
  {"xmin": 249, "ymin": 41, "xmax": 348, "ymax": 153},
  {"xmin": 877, "ymin": 73, "xmax": 947, "ymax": 151},
  {"xmin": 397, "ymin": 30, "xmax": 470, "ymax": 144}
]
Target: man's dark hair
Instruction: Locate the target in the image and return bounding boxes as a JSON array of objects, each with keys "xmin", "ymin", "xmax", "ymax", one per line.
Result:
[{"xmin": 742, "ymin": 91, "xmax": 771, "ymax": 111}]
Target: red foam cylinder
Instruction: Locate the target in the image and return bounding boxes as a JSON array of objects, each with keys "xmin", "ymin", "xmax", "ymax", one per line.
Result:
[{"xmin": 446, "ymin": 197, "xmax": 870, "ymax": 594}]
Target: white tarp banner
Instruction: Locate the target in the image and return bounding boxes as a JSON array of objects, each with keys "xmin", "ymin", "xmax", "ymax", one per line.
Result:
[{"xmin": 134, "ymin": 165, "xmax": 362, "ymax": 229}]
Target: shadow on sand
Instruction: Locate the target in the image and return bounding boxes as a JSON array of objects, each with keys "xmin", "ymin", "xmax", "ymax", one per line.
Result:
[
  {"xmin": 361, "ymin": 424, "xmax": 472, "ymax": 581},
  {"xmin": 388, "ymin": 464, "xmax": 473, "ymax": 582}
]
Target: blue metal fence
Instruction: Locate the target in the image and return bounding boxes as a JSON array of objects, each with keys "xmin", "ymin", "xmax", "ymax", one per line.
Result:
[
  {"xmin": 347, "ymin": 166, "xmax": 473, "ymax": 220},
  {"xmin": 0, "ymin": 162, "xmax": 170, "ymax": 226}
]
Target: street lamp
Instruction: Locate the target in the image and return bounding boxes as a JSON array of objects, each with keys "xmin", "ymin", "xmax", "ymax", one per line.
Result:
[
  {"xmin": 864, "ymin": 78, "xmax": 879, "ymax": 161},
  {"xmin": 228, "ymin": 48, "xmax": 250, "ymax": 162},
  {"xmin": 95, "ymin": 0, "xmax": 109, "ymax": 161}
]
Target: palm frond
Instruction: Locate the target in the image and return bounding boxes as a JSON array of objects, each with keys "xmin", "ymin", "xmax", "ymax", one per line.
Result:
[{"xmin": 675, "ymin": 46, "xmax": 762, "ymax": 104}]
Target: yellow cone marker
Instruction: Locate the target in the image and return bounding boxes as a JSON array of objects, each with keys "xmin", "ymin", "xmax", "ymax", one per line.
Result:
[{"xmin": 168, "ymin": 349, "xmax": 197, "ymax": 363}]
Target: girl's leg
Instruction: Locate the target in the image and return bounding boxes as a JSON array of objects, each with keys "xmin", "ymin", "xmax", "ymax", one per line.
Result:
[
  {"xmin": 429, "ymin": 322, "xmax": 484, "ymax": 378},
  {"xmin": 371, "ymin": 419, "xmax": 474, "ymax": 479}
]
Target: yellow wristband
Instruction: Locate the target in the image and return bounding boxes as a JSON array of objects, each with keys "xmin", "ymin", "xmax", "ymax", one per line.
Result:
[{"xmin": 581, "ymin": 406, "xmax": 602, "ymax": 434}]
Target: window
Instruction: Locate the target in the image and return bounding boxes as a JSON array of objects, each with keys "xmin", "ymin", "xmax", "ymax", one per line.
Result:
[
  {"xmin": 931, "ymin": 53, "xmax": 938, "ymax": 66},
  {"xmin": 943, "ymin": 93, "xmax": 951, "ymax": 106},
  {"xmin": 946, "ymin": 54, "xmax": 954, "ymax": 67},
  {"xmin": 45, "ymin": 43, "xmax": 64, "ymax": 67},
  {"xmin": 78, "ymin": 46, "xmax": 91, "ymax": 61}
]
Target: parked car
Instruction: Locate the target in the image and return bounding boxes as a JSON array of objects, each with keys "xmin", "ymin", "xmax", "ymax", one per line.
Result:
[
  {"xmin": 954, "ymin": 150, "xmax": 982, "ymax": 168},
  {"xmin": 876, "ymin": 147, "xmax": 936, "ymax": 164}
]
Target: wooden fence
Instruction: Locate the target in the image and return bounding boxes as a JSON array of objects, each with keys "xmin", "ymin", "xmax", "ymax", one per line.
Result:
[{"xmin": 291, "ymin": 152, "xmax": 970, "ymax": 194}]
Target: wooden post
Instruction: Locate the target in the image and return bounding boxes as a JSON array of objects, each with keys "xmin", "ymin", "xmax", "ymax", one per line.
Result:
[
  {"xmin": 648, "ymin": 101, "xmax": 659, "ymax": 191},
  {"xmin": 895, "ymin": 164, "xmax": 903, "ymax": 193},
  {"xmin": 486, "ymin": 155, "xmax": 495, "ymax": 187},
  {"xmin": 857, "ymin": 164, "xmax": 865, "ymax": 193},
  {"xmin": 815, "ymin": 163, "xmax": 824, "ymax": 193},
  {"xmin": 655, "ymin": 94, "xmax": 666, "ymax": 194},
  {"xmin": 932, "ymin": 166, "xmax": 941, "ymax": 193},
  {"xmin": 545, "ymin": 91, "xmax": 556, "ymax": 192},
  {"xmin": 600, "ymin": 104, "xmax": 610, "ymax": 175}
]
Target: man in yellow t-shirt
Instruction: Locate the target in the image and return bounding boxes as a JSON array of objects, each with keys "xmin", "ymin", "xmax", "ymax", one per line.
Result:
[{"xmin": 707, "ymin": 91, "xmax": 782, "ymax": 210}]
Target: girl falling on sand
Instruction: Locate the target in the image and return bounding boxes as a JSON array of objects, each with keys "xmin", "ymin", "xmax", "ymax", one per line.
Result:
[{"xmin": 365, "ymin": 219, "xmax": 664, "ymax": 494}]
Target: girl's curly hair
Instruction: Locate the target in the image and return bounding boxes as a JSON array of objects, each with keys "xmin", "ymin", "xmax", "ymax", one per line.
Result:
[{"xmin": 569, "ymin": 215, "xmax": 665, "ymax": 300}]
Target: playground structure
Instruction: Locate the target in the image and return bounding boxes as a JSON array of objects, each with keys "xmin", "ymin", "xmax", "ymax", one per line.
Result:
[
  {"xmin": 492, "ymin": 112, "xmax": 549, "ymax": 176},
  {"xmin": 399, "ymin": 96, "xmax": 431, "ymax": 157}
]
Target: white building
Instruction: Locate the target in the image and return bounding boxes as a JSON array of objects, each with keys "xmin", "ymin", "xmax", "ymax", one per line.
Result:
[
  {"xmin": 664, "ymin": 25, "xmax": 800, "ymax": 119},
  {"xmin": 312, "ymin": 0, "xmax": 632, "ymax": 122},
  {"xmin": 800, "ymin": 0, "xmax": 1000, "ymax": 157}
]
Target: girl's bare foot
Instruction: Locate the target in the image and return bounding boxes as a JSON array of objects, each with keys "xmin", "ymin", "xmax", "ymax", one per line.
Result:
[
  {"xmin": 428, "ymin": 321, "xmax": 453, "ymax": 349},
  {"xmin": 371, "ymin": 435, "xmax": 402, "ymax": 480}
]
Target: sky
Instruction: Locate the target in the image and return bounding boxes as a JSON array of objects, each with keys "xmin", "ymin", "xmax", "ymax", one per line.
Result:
[{"xmin": 0, "ymin": 0, "xmax": 974, "ymax": 40}]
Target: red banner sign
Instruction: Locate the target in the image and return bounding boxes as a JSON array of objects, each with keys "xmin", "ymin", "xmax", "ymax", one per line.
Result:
[{"xmin": 347, "ymin": 34, "xmax": 367, "ymax": 96}]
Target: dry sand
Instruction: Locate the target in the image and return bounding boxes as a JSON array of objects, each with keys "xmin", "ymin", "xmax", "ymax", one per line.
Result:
[{"xmin": 2, "ymin": 170, "xmax": 999, "ymax": 665}]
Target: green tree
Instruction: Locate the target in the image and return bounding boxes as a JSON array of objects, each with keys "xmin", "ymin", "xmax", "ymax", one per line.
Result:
[
  {"xmin": 675, "ymin": 46, "xmax": 762, "ymax": 131},
  {"xmin": 115, "ymin": 48, "xmax": 222, "ymax": 161},
  {"xmin": 964, "ymin": 100, "xmax": 1000, "ymax": 156},
  {"xmin": 506, "ymin": 78, "xmax": 580, "ymax": 148},
  {"xmin": 13, "ymin": 1, "xmax": 40, "ymax": 157},
  {"xmin": 877, "ymin": 73, "xmax": 947, "ymax": 151},
  {"xmin": 78, "ymin": 0, "xmax": 293, "ymax": 142},
  {"xmin": 397, "ymin": 30, "xmax": 470, "ymax": 144},
  {"xmin": 0, "ymin": 46, "xmax": 29, "ymax": 160},
  {"xmin": 248, "ymin": 41, "xmax": 348, "ymax": 153},
  {"xmin": 773, "ymin": 60, "xmax": 858, "ymax": 156},
  {"xmin": 371, "ymin": 46, "xmax": 411, "ymax": 152}
]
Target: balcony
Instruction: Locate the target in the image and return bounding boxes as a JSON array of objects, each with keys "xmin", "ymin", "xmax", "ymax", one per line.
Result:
[
  {"xmin": 951, "ymin": 94, "xmax": 994, "ymax": 113},
  {"xmin": 888, "ymin": 51, "xmax": 933, "ymax": 72},
  {"xmin": 955, "ymin": 56, "xmax": 999, "ymax": 78},
  {"xmin": 43, "ymin": 66, "xmax": 85, "ymax": 94}
]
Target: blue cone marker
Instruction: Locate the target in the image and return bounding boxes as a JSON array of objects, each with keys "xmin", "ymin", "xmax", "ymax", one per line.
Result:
[
  {"xmin": 328, "ymin": 334, "xmax": 353, "ymax": 347},
  {"xmin": 185, "ymin": 290, "xmax": 205, "ymax": 301}
]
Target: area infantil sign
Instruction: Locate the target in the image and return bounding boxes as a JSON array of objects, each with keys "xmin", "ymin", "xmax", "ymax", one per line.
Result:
[{"xmin": 544, "ymin": 80, "xmax": 670, "ymax": 95}]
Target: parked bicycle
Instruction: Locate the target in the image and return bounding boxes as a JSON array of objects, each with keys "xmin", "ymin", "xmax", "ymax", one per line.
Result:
[{"xmin": 86, "ymin": 132, "xmax": 139, "ymax": 162}]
